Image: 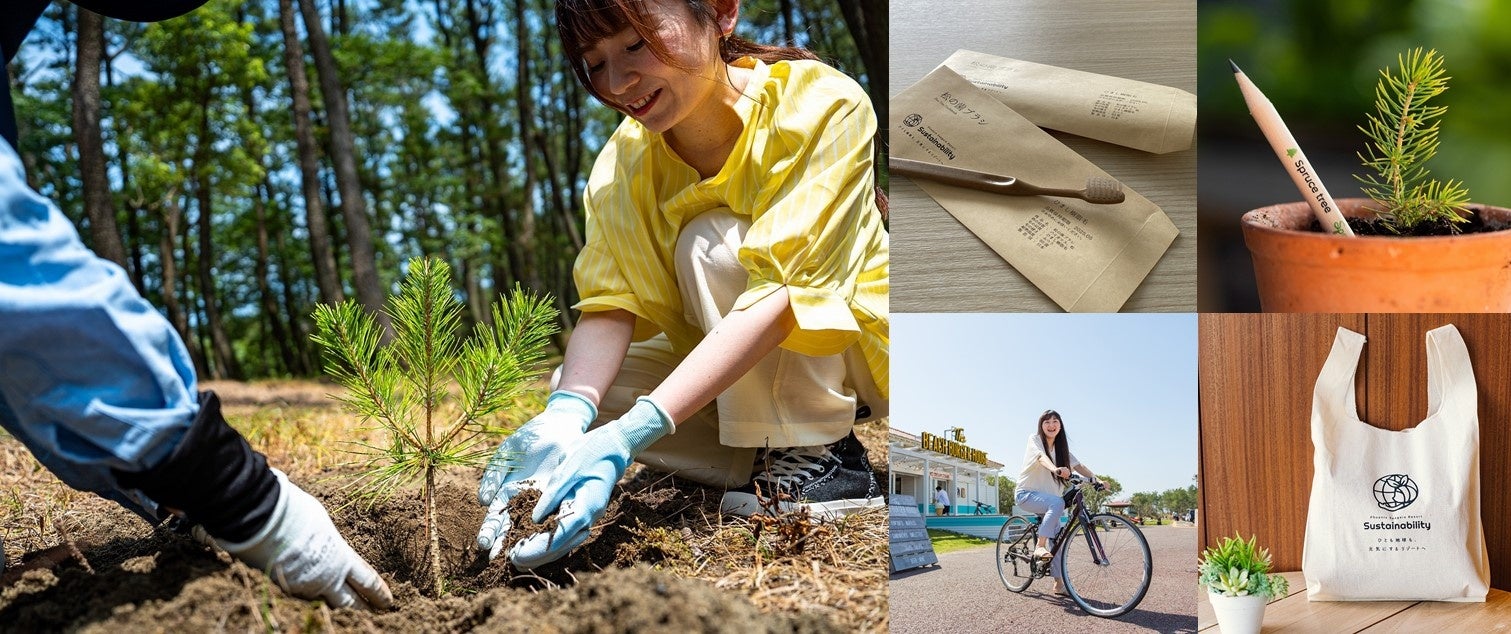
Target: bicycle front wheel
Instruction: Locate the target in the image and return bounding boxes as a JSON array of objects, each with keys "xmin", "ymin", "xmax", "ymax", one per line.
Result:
[
  {"xmin": 996, "ymin": 515, "xmax": 1036, "ymax": 593},
  {"xmin": 1060, "ymin": 513, "xmax": 1152, "ymax": 618}
]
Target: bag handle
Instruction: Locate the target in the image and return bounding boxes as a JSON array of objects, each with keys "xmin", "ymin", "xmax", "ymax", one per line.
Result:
[
  {"xmin": 1313, "ymin": 325, "xmax": 1475, "ymax": 434},
  {"xmin": 1425, "ymin": 324, "xmax": 1475, "ymax": 427},
  {"xmin": 1313, "ymin": 327, "xmax": 1365, "ymax": 428}
]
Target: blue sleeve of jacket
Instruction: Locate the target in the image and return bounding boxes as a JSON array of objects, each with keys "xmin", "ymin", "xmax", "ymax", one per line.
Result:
[{"xmin": 0, "ymin": 138, "xmax": 199, "ymax": 513}]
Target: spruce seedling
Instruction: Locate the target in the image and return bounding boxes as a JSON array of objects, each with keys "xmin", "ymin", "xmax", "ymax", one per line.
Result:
[
  {"xmin": 1355, "ymin": 48, "xmax": 1471, "ymax": 234},
  {"xmin": 311, "ymin": 257, "xmax": 557, "ymax": 596}
]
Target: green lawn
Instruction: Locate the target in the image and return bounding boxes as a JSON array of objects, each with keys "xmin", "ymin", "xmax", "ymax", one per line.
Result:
[{"xmin": 928, "ymin": 529, "xmax": 996, "ymax": 554}]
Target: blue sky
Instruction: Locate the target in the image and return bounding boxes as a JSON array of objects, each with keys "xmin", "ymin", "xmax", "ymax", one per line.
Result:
[{"xmin": 890, "ymin": 313, "xmax": 1198, "ymax": 498}]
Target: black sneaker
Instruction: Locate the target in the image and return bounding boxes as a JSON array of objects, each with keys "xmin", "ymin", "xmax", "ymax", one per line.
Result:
[{"xmin": 720, "ymin": 432, "xmax": 885, "ymax": 519}]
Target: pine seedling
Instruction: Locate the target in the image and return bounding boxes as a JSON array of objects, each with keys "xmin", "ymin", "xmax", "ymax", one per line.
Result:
[
  {"xmin": 1355, "ymin": 48, "xmax": 1471, "ymax": 234},
  {"xmin": 311, "ymin": 257, "xmax": 557, "ymax": 596}
]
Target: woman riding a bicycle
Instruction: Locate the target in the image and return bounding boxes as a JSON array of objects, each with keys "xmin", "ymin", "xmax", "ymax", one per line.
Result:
[{"xmin": 1015, "ymin": 409, "xmax": 1102, "ymax": 595}]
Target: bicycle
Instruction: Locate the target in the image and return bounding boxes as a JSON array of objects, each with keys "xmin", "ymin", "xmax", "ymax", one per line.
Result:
[
  {"xmin": 995, "ymin": 474, "xmax": 1152, "ymax": 618},
  {"xmin": 972, "ymin": 499, "xmax": 994, "ymax": 515}
]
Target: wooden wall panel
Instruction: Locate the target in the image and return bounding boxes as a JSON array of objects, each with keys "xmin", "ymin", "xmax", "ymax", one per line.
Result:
[
  {"xmin": 1200, "ymin": 313, "xmax": 1511, "ymax": 588},
  {"xmin": 1197, "ymin": 314, "xmax": 1363, "ymax": 572}
]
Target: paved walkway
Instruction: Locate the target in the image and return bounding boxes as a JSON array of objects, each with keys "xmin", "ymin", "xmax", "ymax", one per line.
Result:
[{"xmin": 890, "ymin": 525, "xmax": 1197, "ymax": 633}]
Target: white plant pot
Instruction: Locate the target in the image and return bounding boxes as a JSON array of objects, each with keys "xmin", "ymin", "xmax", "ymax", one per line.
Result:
[{"xmin": 1208, "ymin": 590, "xmax": 1266, "ymax": 634}]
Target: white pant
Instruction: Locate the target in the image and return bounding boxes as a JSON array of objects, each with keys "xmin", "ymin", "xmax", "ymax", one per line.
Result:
[{"xmin": 557, "ymin": 209, "xmax": 886, "ymax": 487}]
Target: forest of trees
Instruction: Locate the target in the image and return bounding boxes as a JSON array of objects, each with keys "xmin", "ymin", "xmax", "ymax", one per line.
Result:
[{"xmin": 10, "ymin": 0, "xmax": 882, "ymax": 380}]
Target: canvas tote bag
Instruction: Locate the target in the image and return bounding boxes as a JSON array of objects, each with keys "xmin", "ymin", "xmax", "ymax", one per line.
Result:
[{"xmin": 1302, "ymin": 324, "xmax": 1489, "ymax": 601}]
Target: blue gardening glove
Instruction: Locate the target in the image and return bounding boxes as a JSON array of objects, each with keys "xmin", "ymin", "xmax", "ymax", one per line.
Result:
[
  {"xmin": 476, "ymin": 390, "xmax": 596, "ymax": 558},
  {"xmin": 217, "ymin": 470, "xmax": 393, "ymax": 610},
  {"xmin": 508, "ymin": 396, "xmax": 673, "ymax": 569}
]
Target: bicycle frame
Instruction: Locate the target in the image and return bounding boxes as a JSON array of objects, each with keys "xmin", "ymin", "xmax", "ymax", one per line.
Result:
[
  {"xmin": 1015, "ymin": 478, "xmax": 1108, "ymax": 576},
  {"xmin": 1061, "ymin": 488, "xmax": 1111, "ymax": 566},
  {"xmin": 997, "ymin": 474, "xmax": 1153, "ymax": 618}
]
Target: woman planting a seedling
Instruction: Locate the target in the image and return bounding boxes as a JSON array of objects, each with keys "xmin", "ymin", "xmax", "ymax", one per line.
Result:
[
  {"xmin": 1016, "ymin": 410, "xmax": 1103, "ymax": 595},
  {"xmin": 0, "ymin": 0, "xmax": 390, "ymax": 610},
  {"xmin": 476, "ymin": 0, "xmax": 888, "ymax": 568}
]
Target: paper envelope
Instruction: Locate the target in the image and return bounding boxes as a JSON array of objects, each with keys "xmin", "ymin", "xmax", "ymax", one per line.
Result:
[
  {"xmin": 889, "ymin": 66, "xmax": 1179, "ymax": 312},
  {"xmin": 941, "ymin": 49, "xmax": 1197, "ymax": 155}
]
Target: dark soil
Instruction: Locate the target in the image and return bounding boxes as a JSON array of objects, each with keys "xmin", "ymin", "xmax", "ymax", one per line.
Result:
[
  {"xmin": 0, "ymin": 470, "xmax": 839, "ymax": 633},
  {"xmin": 494, "ymin": 487, "xmax": 568, "ymax": 570},
  {"xmin": 1306, "ymin": 205, "xmax": 1511, "ymax": 236}
]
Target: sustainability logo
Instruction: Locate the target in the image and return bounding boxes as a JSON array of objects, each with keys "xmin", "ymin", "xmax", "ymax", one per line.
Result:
[{"xmin": 1372, "ymin": 474, "xmax": 1418, "ymax": 512}]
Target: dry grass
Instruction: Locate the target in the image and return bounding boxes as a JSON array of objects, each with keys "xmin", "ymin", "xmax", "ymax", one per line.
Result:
[
  {"xmin": 608, "ymin": 416, "xmax": 891, "ymax": 633},
  {"xmin": 711, "ymin": 506, "xmax": 888, "ymax": 632},
  {"xmin": 612, "ymin": 469, "xmax": 889, "ymax": 632},
  {"xmin": 2, "ymin": 380, "xmax": 888, "ymax": 633},
  {"xmin": 0, "ymin": 440, "xmax": 134, "ymax": 573}
]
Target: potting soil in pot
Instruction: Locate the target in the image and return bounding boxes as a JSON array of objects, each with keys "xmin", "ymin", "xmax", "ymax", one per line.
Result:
[{"xmin": 1306, "ymin": 205, "xmax": 1511, "ymax": 236}]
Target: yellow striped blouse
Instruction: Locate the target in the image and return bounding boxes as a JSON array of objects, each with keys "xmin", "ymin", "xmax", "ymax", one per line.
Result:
[{"xmin": 572, "ymin": 57, "xmax": 889, "ymax": 399}]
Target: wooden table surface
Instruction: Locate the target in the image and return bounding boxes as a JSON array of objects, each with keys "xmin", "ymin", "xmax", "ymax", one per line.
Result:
[
  {"xmin": 1197, "ymin": 571, "xmax": 1511, "ymax": 632},
  {"xmin": 889, "ymin": 0, "xmax": 1197, "ymax": 312}
]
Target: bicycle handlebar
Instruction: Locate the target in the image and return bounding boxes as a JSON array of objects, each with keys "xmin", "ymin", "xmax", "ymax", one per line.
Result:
[{"xmin": 1067, "ymin": 474, "xmax": 1106, "ymax": 491}]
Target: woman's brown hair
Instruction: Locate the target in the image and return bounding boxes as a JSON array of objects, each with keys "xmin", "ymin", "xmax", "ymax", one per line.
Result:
[
  {"xmin": 1037, "ymin": 410, "xmax": 1071, "ymax": 480},
  {"xmin": 555, "ymin": 0, "xmax": 817, "ymax": 107},
  {"xmin": 555, "ymin": 0, "xmax": 887, "ymax": 219}
]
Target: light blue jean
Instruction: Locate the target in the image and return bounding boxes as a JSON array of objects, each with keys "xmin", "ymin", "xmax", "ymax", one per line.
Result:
[
  {"xmin": 1015, "ymin": 488, "xmax": 1067, "ymax": 581},
  {"xmin": 0, "ymin": 138, "xmax": 198, "ymax": 521}
]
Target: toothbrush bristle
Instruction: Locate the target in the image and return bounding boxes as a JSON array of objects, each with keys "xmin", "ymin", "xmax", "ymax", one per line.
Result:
[{"xmin": 1083, "ymin": 177, "xmax": 1125, "ymax": 204}]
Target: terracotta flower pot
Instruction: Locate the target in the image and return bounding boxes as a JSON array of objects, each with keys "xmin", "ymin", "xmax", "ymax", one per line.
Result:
[{"xmin": 1241, "ymin": 198, "xmax": 1511, "ymax": 312}]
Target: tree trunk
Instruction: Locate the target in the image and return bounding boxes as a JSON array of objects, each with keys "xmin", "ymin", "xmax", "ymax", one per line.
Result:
[
  {"xmin": 280, "ymin": 0, "xmax": 345, "ymax": 306},
  {"xmin": 562, "ymin": 73, "xmax": 586, "ymax": 250},
  {"xmin": 179, "ymin": 208, "xmax": 209, "ymax": 373},
  {"xmin": 532, "ymin": 131, "xmax": 581, "ymax": 250},
  {"xmin": 162, "ymin": 194, "xmax": 208, "ymax": 377},
  {"xmin": 426, "ymin": 467, "xmax": 443, "ymax": 597},
  {"xmin": 72, "ymin": 9, "xmax": 127, "ymax": 268},
  {"xmin": 511, "ymin": 0, "xmax": 539, "ymax": 292},
  {"xmin": 104, "ymin": 39, "xmax": 147, "ymax": 293},
  {"xmin": 274, "ymin": 226, "xmax": 312, "ymax": 375},
  {"xmin": 194, "ymin": 105, "xmax": 241, "ymax": 380},
  {"xmin": 835, "ymin": 0, "xmax": 886, "ymax": 145},
  {"xmin": 159, "ymin": 197, "xmax": 191, "ymax": 350},
  {"xmin": 460, "ymin": 0, "xmax": 519, "ymax": 300},
  {"xmin": 297, "ymin": 0, "xmax": 387, "ymax": 328},
  {"xmin": 779, "ymin": 0, "xmax": 796, "ymax": 45},
  {"xmin": 117, "ymin": 146, "xmax": 147, "ymax": 293},
  {"xmin": 243, "ymin": 85, "xmax": 299, "ymax": 376},
  {"xmin": 253, "ymin": 180, "xmax": 298, "ymax": 375}
]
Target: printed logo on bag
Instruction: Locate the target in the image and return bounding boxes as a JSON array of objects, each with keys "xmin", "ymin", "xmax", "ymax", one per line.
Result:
[
  {"xmin": 1372, "ymin": 474, "xmax": 1418, "ymax": 511},
  {"xmin": 904, "ymin": 114, "xmax": 922, "ymax": 127}
]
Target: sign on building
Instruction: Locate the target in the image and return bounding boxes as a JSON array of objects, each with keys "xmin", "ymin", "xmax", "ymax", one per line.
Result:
[{"xmin": 919, "ymin": 431, "xmax": 989, "ymax": 465}]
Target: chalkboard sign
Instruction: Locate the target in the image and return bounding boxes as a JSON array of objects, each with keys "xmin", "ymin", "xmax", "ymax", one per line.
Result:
[{"xmin": 889, "ymin": 494, "xmax": 939, "ymax": 573}]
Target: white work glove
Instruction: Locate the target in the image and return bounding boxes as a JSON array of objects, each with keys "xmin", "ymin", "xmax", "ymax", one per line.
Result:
[
  {"xmin": 216, "ymin": 469, "xmax": 393, "ymax": 610},
  {"xmin": 475, "ymin": 390, "xmax": 596, "ymax": 559}
]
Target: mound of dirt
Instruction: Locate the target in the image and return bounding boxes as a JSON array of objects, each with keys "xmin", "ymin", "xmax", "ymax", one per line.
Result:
[
  {"xmin": 2, "ymin": 551, "xmax": 826, "ymax": 633},
  {"xmin": 0, "ymin": 413, "xmax": 895, "ymax": 633},
  {"xmin": 326, "ymin": 472, "xmax": 686, "ymax": 592},
  {"xmin": 0, "ymin": 470, "xmax": 837, "ymax": 632},
  {"xmin": 0, "ymin": 520, "xmax": 832, "ymax": 633}
]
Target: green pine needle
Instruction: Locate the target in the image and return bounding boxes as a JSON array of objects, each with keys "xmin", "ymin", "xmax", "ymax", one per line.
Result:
[
  {"xmin": 311, "ymin": 257, "xmax": 559, "ymax": 508},
  {"xmin": 1354, "ymin": 48, "xmax": 1471, "ymax": 233}
]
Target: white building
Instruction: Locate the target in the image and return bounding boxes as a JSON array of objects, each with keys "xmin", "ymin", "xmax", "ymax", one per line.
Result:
[{"xmin": 888, "ymin": 427, "xmax": 1005, "ymax": 516}]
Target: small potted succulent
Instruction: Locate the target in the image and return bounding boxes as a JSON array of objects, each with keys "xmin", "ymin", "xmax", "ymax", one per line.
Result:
[
  {"xmin": 1241, "ymin": 48, "xmax": 1511, "ymax": 311},
  {"xmin": 1199, "ymin": 534, "xmax": 1288, "ymax": 634}
]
